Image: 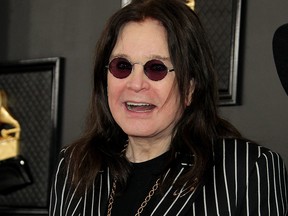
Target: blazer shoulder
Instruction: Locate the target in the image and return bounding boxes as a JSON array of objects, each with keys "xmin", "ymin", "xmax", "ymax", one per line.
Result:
[{"xmin": 213, "ymin": 138, "xmax": 283, "ymax": 167}]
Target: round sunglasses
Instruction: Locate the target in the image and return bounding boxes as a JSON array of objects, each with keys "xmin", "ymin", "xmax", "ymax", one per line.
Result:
[{"xmin": 106, "ymin": 57, "xmax": 174, "ymax": 81}]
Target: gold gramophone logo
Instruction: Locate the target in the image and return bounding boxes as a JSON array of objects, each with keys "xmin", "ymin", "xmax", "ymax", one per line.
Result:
[
  {"xmin": 0, "ymin": 90, "xmax": 21, "ymax": 161},
  {"xmin": 186, "ymin": 0, "xmax": 195, "ymax": 10}
]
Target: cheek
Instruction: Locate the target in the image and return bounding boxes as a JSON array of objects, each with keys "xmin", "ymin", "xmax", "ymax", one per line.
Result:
[
  {"xmin": 161, "ymin": 86, "xmax": 183, "ymax": 115},
  {"xmin": 107, "ymin": 77, "xmax": 117, "ymax": 109},
  {"xmin": 107, "ymin": 76, "xmax": 124, "ymax": 112}
]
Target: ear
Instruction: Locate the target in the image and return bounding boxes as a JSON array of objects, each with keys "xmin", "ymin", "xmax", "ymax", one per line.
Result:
[{"xmin": 185, "ymin": 79, "xmax": 195, "ymax": 106}]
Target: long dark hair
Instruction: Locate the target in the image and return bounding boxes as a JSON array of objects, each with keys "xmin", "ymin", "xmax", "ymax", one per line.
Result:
[{"xmin": 67, "ymin": 0, "xmax": 241, "ymax": 193}]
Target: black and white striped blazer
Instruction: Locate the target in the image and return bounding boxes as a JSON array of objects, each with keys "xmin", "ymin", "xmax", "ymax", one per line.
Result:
[{"xmin": 49, "ymin": 138, "xmax": 288, "ymax": 216}]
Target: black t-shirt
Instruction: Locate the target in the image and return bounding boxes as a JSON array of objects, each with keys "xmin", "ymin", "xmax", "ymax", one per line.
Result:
[{"xmin": 111, "ymin": 152, "xmax": 169, "ymax": 215}]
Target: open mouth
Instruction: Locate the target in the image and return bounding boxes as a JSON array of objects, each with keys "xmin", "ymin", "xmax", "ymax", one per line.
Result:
[{"xmin": 125, "ymin": 102, "xmax": 156, "ymax": 112}]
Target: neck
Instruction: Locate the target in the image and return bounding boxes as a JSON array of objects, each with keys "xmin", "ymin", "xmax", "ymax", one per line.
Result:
[{"xmin": 125, "ymin": 136, "xmax": 171, "ymax": 163}]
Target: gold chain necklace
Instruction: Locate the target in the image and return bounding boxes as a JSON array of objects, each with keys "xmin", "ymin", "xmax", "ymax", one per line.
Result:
[{"xmin": 107, "ymin": 178, "xmax": 160, "ymax": 216}]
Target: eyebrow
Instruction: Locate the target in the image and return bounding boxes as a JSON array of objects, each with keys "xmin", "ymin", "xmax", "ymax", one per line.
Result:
[{"xmin": 109, "ymin": 53, "xmax": 171, "ymax": 62}]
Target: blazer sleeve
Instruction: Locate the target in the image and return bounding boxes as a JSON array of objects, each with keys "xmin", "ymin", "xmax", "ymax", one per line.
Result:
[
  {"xmin": 245, "ymin": 149, "xmax": 288, "ymax": 215},
  {"xmin": 48, "ymin": 148, "xmax": 70, "ymax": 216}
]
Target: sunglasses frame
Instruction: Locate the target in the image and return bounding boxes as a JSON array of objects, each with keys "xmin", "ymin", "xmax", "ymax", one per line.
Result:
[{"xmin": 106, "ymin": 57, "xmax": 174, "ymax": 81}]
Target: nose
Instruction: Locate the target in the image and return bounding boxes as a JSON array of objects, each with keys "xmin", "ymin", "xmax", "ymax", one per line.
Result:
[{"xmin": 126, "ymin": 63, "xmax": 149, "ymax": 92}]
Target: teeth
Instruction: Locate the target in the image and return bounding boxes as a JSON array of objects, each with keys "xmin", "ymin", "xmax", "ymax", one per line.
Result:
[
  {"xmin": 126, "ymin": 102, "xmax": 151, "ymax": 107},
  {"xmin": 126, "ymin": 102, "xmax": 155, "ymax": 112}
]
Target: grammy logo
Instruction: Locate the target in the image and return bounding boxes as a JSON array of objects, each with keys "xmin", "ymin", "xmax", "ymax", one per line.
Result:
[{"xmin": 0, "ymin": 90, "xmax": 21, "ymax": 161}]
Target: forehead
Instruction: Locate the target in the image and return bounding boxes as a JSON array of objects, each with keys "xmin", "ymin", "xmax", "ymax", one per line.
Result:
[{"xmin": 111, "ymin": 19, "xmax": 170, "ymax": 60}]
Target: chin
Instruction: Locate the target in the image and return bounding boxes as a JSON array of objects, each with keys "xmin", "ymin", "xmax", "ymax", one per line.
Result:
[{"xmin": 123, "ymin": 128, "xmax": 157, "ymax": 138}]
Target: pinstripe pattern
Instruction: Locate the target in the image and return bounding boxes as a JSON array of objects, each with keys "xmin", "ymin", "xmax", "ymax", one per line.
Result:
[
  {"xmin": 49, "ymin": 139, "xmax": 288, "ymax": 215},
  {"xmin": 246, "ymin": 142, "xmax": 250, "ymax": 215}
]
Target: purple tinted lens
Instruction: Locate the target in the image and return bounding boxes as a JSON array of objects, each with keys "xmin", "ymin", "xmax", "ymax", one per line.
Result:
[
  {"xmin": 108, "ymin": 58, "xmax": 169, "ymax": 81},
  {"xmin": 109, "ymin": 58, "xmax": 132, "ymax": 79},
  {"xmin": 144, "ymin": 60, "xmax": 168, "ymax": 81}
]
